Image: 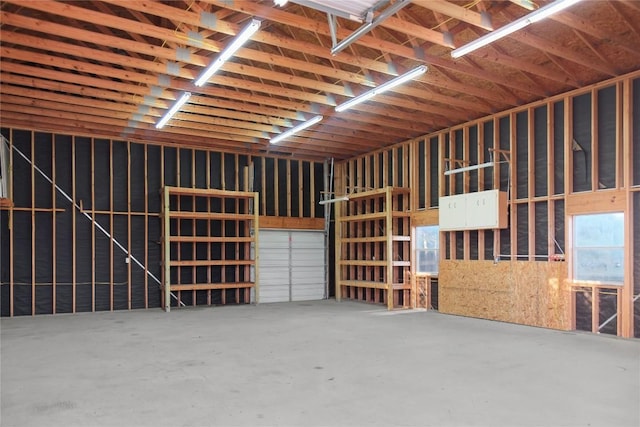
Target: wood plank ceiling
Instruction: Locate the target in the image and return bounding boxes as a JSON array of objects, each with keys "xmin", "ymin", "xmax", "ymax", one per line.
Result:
[{"xmin": 1, "ymin": 0, "xmax": 639, "ymax": 161}]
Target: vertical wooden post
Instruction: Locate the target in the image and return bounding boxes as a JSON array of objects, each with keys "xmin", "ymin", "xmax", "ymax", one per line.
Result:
[
  {"xmin": 127, "ymin": 141, "xmax": 132, "ymax": 310},
  {"xmin": 253, "ymin": 191, "xmax": 260, "ymax": 304},
  {"xmin": 9, "ymin": 130, "xmax": 14, "ymax": 316},
  {"xmin": 478, "ymin": 123, "xmax": 486, "ymax": 259},
  {"xmin": 528, "ymin": 108, "xmax": 536, "ymax": 260},
  {"xmin": 31, "ymin": 131, "xmax": 35, "ymax": 315},
  {"xmin": 620, "ymin": 78, "xmax": 634, "ymax": 338},
  {"xmin": 509, "ymin": 113, "xmax": 517, "ymax": 259},
  {"xmin": 547, "ymin": 102, "xmax": 556, "ymax": 259},
  {"xmin": 143, "ymin": 144, "xmax": 149, "ymax": 309},
  {"xmin": 386, "ymin": 187, "xmax": 394, "ymax": 310},
  {"xmin": 109, "ymin": 140, "xmax": 114, "ymax": 311},
  {"xmin": 162, "ymin": 186, "xmax": 171, "ymax": 312},
  {"xmin": 52, "ymin": 135, "xmax": 57, "ymax": 314},
  {"xmin": 71, "ymin": 137, "xmax": 76, "ymax": 313},
  {"xmin": 564, "ymin": 96, "xmax": 575, "ymax": 329}
]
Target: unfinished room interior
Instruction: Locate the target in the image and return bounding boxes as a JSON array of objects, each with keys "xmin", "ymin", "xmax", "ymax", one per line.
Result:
[{"xmin": 1, "ymin": 0, "xmax": 639, "ymax": 426}]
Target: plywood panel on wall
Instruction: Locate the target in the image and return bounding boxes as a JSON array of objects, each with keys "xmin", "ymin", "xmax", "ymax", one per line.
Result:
[{"xmin": 439, "ymin": 260, "xmax": 571, "ymax": 330}]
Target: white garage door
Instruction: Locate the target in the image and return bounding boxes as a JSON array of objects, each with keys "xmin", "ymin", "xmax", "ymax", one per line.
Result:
[{"xmin": 258, "ymin": 229, "xmax": 325, "ymax": 303}]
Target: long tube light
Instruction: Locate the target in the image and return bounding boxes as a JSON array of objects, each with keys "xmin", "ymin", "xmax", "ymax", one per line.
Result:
[
  {"xmin": 319, "ymin": 195, "xmax": 349, "ymax": 205},
  {"xmin": 270, "ymin": 115, "xmax": 324, "ymax": 144},
  {"xmin": 335, "ymin": 65, "xmax": 427, "ymax": 112},
  {"xmin": 444, "ymin": 161, "xmax": 494, "ymax": 176},
  {"xmin": 451, "ymin": 0, "xmax": 582, "ymax": 58},
  {"xmin": 194, "ymin": 19, "xmax": 261, "ymax": 87},
  {"xmin": 155, "ymin": 92, "xmax": 191, "ymax": 129}
]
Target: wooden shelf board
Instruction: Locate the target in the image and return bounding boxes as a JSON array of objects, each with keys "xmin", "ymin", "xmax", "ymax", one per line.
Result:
[
  {"xmin": 169, "ymin": 282, "xmax": 255, "ymax": 291},
  {"xmin": 169, "ymin": 212, "xmax": 255, "ymax": 220},
  {"xmin": 341, "ymin": 236, "xmax": 388, "ymax": 243},
  {"xmin": 170, "ymin": 236, "xmax": 253, "ymax": 243},
  {"xmin": 339, "ymin": 259, "xmax": 387, "ymax": 266},
  {"xmin": 169, "ymin": 260, "xmax": 255, "ymax": 266},
  {"xmin": 165, "ymin": 186, "xmax": 257, "ymax": 199},
  {"xmin": 339, "ymin": 280, "xmax": 388, "ymax": 289}
]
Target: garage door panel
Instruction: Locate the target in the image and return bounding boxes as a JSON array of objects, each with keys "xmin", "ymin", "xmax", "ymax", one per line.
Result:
[{"xmin": 258, "ymin": 229, "xmax": 325, "ymax": 303}]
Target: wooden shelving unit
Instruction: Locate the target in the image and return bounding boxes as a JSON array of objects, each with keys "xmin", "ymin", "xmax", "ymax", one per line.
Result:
[
  {"xmin": 161, "ymin": 186, "xmax": 259, "ymax": 311},
  {"xmin": 336, "ymin": 186, "xmax": 412, "ymax": 309}
]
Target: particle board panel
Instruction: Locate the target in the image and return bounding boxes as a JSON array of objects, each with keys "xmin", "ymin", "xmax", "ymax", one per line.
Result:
[{"xmin": 439, "ymin": 260, "xmax": 571, "ymax": 330}]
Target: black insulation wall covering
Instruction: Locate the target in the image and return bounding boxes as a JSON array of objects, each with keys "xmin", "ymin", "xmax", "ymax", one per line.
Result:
[
  {"xmin": 290, "ymin": 160, "xmax": 300, "ymax": 217},
  {"xmin": 534, "ymin": 105, "xmax": 548, "ymax": 198},
  {"xmin": 429, "ymin": 137, "xmax": 438, "ymax": 207},
  {"xmin": 597, "ymin": 85, "xmax": 617, "ymax": 189},
  {"xmin": 553, "ymin": 101, "xmax": 565, "ymax": 195},
  {"xmin": 572, "ymin": 93, "xmax": 592, "ymax": 192},
  {"xmin": 516, "ymin": 111, "xmax": 528, "ymax": 199},
  {"xmin": 302, "ymin": 162, "xmax": 311, "ymax": 217},
  {"xmin": 164, "ymin": 147, "xmax": 177, "ymax": 187},
  {"xmin": 278, "ymin": 158, "xmax": 287, "ymax": 215},
  {"xmin": 469, "ymin": 125, "xmax": 478, "ymax": 193},
  {"xmin": 210, "ymin": 152, "xmax": 222, "ymax": 190},
  {"xmin": 195, "ymin": 150, "xmax": 206, "ymax": 189},
  {"xmin": 112, "ymin": 141, "xmax": 128, "ymax": 212},
  {"xmin": 314, "ymin": 162, "xmax": 324, "ymax": 218},
  {"xmin": 34, "ymin": 132, "xmax": 52, "ymax": 209},
  {"xmin": 130, "ymin": 143, "xmax": 145, "ymax": 213},
  {"xmin": 179, "ymin": 148, "xmax": 192, "ymax": 188},
  {"xmin": 535, "ymin": 202, "xmax": 548, "ymax": 257},
  {"xmin": 264, "ymin": 157, "xmax": 275, "ymax": 216},
  {"xmin": 482, "ymin": 121, "xmax": 493, "ymax": 191},
  {"xmin": 454, "ymin": 131, "xmax": 463, "ymax": 194},
  {"xmin": 224, "ymin": 153, "xmax": 236, "ymax": 190},
  {"xmin": 517, "ymin": 204, "xmax": 528, "ymax": 257}
]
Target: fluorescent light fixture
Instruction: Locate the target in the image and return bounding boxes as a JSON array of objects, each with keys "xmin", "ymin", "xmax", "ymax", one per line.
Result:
[
  {"xmin": 444, "ymin": 161, "xmax": 494, "ymax": 176},
  {"xmin": 451, "ymin": 0, "xmax": 582, "ymax": 58},
  {"xmin": 335, "ymin": 65, "xmax": 427, "ymax": 112},
  {"xmin": 319, "ymin": 195, "xmax": 349, "ymax": 205},
  {"xmin": 274, "ymin": 0, "xmax": 288, "ymax": 6},
  {"xmin": 270, "ymin": 115, "xmax": 324, "ymax": 144},
  {"xmin": 155, "ymin": 92, "xmax": 191, "ymax": 129},
  {"xmin": 194, "ymin": 19, "xmax": 261, "ymax": 87}
]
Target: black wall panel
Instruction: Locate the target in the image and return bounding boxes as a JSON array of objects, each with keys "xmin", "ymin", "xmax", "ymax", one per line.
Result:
[
  {"xmin": 516, "ymin": 111, "xmax": 528, "ymax": 199},
  {"xmin": 314, "ymin": 162, "xmax": 324, "ymax": 219},
  {"xmin": 130, "ymin": 143, "xmax": 145, "ymax": 213},
  {"xmin": 418, "ymin": 140, "xmax": 426, "ymax": 208},
  {"xmin": 482, "ymin": 121, "xmax": 494, "ymax": 191},
  {"xmin": 572, "ymin": 93, "xmax": 592, "ymax": 192},
  {"xmin": 534, "ymin": 105, "xmax": 548, "ymax": 197},
  {"xmin": 94, "ymin": 139, "xmax": 111, "ymax": 211},
  {"xmin": 278, "ymin": 159, "xmax": 287, "ymax": 215},
  {"xmin": 112, "ymin": 141, "xmax": 128, "ymax": 212},
  {"xmin": 290, "ymin": 160, "xmax": 300, "ymax": 217},
  {"xmin": 34, "ymin": 132, "xmax": 53, "ymax": 209},
  {"xmin": 469, "ymin": 125, "xmax": 478, "ymax": 192},
  {"xmin": 195, "ymin": 150, "xmax": 207, "ymax": 189},
  {"xmin": 429, "ymin": 137, "xmax": 439, "ymax": 207},
  {"xmin": 553, "ymin": 101, "xmax": 565, "ymax": 195},
  {"xmin": 597, "ymin": 85, "xmax": 617, "ymax": 189}
]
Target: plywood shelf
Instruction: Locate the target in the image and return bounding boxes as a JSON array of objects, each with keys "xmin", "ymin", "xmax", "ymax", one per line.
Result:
[
  {"xmin": 168, "ymin": 212, "xmax": 255, "ymax": 220},
  {"xmin": 169, "ymin": 260, "xmax": 255, "ymax": 267},
  {"xmin": 161, "ymin": 187, "xmax": 259, "ymax": 311},
  {"xmin": 170, "ymin": 282, "xmax": 255, "ymax": 291}
]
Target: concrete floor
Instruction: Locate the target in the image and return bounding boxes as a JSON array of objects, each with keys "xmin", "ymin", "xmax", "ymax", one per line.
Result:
[{"xmin": 1, "ymin": 300, "xmax": 639, "ymax": 427}]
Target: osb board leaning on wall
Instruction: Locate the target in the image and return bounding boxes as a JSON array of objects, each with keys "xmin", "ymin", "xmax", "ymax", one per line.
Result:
[{"xmin": 439, "ymin": 260, "xmax": 571, "ymax": 330}]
